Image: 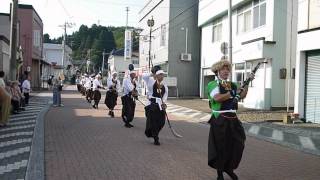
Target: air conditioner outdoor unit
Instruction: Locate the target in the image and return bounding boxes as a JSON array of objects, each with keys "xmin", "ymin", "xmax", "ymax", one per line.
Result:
[{"xmin": 180, "ymin": 53, "xmax": 192, "ymax": 61}]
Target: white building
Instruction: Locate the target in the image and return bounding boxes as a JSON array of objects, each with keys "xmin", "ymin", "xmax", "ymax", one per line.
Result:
[
  {"xmin": 108, "ymin": 49, "xmax": 139, "ymax": 82},
  {"xmin": 294, "ymin": 0, "xmax": 320, "ymax": 123},
  {"xmin": 198, "ymin": 0, "xmax": 297, "ymax": 110},
  {"xmin": 43, "ymin": 43, "xmax": 72, "ymax": 78}
]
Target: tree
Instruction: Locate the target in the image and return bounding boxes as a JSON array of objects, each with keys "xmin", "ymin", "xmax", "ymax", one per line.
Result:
[{"xmin": 43, "ymin": 33, "xmax": 51, "ymax": 43}]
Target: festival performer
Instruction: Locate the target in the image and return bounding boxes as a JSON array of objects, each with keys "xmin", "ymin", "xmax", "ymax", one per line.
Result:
[
  {"xmin": 84, "ymin": 74, "xmax": 93, "ymax": 103},
  {"xmin": 80, "ymin": 75, "xmax": 86, "ymax": 96},
  {"xmin": 105, "ymin": 71, "xmax": 120, "ymax": 117},
  {"xmin": 92, "ymin": 74, "xmax": 104, "ymax": 109},
  {"xmin": 76, "ymin": 76, "xmax": 81, "ymax": 92},
  {"xmin": 121, "ymin": 70, "xmax": 138, "ymax": 128},
  {"xmin": 142, "ymin": 66, "xmax": 168, "ymax": 146},
  {"xmin": 207, "ymin": 60, "xmax": 254, "ymax": 180}
]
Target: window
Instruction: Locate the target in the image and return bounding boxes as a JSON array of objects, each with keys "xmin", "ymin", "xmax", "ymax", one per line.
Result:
[
  {"xmin": 33, "ymin": 30, "xmax": 40, "ymax": 47},
  {"xmin": 160, "ymin": 24, "xmax": 166, "ymax": 46},
  {"xmin": 309, "ymin": 0, "xmax": 320, "ymax": 28},
  {"xmin": 237, "ymin": 0, "xmax": 266, "ymax": 34},
  {"xmin": 235, "ymin": 63, "xmax": 245, "ymax": 70},
  {"xmin": 212, "ymin": 23, "xmax": 222, "ymax": 42},
  {"xmin": 237, "ymin": 7, "xmax": 252, "ymax": 33},
  {"xmin": 253, "ymin": 0, "xmax": 266, "ymax": 28}
]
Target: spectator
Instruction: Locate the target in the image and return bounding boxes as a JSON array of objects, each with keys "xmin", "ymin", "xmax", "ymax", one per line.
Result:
[
  {"xmin": 52, "ymin": 74, "xmax": 63, "ymax": 107},
  {"xmin": 8, "ymin": 81, "xmax": 21, "ymax": 114},
  {"xmin": 22, "ymin": 76, "xmax": 31, "ymax": 105},
  {"xmin": 0, "ymin": 71, "xmax": 5, "ymax": 87},
  {"xmin": 0, "ymin": 72, "xmax": 11, "ymax": 127}
]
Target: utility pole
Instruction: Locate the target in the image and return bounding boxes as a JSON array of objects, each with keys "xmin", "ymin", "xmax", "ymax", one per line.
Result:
[
  {"xmin": 125, "ymin": 7, "xmax": 129, "ymax": 29},
  {"xmin": 147, "ymin": 17, "xmax": 154, "ymax": 72},
  {"xmin": 86, "ymin": 49, "xmax": 91, "ymax": 73},
  {"xmin": 9, "ymin": 0, "xmax": 18, "ymax": 81},
  {"xmin": 59, "ymin": 22, "xmax": 75, "ymax": 74},
  {"xmin": 228, "ymin": 0, "xmax": 233, "ymax": 81},
  {"xmin": 102, "ymin": 49, "xmax": 105, "ymax": 75}
]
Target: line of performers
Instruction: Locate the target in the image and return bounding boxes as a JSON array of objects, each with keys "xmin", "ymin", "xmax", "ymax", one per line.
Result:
[
  {"xmin": 75, "ymin": 59, "xmax": 254, "ymax": 179},
  {"xmin": 76, "ymin": 65, "xmax": 168, "ymax": 146}
]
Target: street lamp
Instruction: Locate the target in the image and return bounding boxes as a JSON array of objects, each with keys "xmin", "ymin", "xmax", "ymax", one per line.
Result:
[{"xmin": 147, "ymin": 16, "xmax": 154, "ymax": 72}]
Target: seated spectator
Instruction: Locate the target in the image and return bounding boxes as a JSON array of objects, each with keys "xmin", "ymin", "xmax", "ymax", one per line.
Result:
[
  {"xmin": 7, "ymin": 81, "xmax": 21, "ymax": 114},
  {"xmin": 12, "ymin": 81, "xmax": 25, "ymax": 110},
  {"xmin": 0, "ymin": 74, "xmax": 11, "ymax": 127}
]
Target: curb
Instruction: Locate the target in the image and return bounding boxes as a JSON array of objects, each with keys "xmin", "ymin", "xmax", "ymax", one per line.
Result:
[{"xmin": 25, "ymin": 101, "xmax": 51, "ymax": 180}]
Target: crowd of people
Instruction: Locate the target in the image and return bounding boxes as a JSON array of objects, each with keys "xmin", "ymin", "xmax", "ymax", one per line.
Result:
[
  {"xmin": 76, "ymin": 65, "xmax": 169, "ymax": 146},
  {"xmin": 0, "ymin": 71, "xmax": 31, "ymax": 127}
]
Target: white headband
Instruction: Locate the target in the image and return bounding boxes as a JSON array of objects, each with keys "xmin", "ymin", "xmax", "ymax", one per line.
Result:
[{"xmin": 156, "ymin": 70, "xmax": 165, "ymax": 75}]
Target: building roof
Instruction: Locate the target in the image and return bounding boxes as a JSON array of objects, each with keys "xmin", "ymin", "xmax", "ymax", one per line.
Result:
[
  {"xmin": 112, "ymin": 49, "xmax": 139, "ymax": 58},
  {"xmin": 18, "ymin": 4, "xmax": 43, "ymax": 22},
  {"xmin": 0, "ymin": 13, "xmax": 10, "ymax": 17},
  {"xmin": 44, "ymin": 43, "xmax": 72, "ymax": 52}
]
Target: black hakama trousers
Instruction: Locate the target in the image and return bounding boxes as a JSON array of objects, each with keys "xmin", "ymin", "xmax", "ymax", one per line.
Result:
[
  {"xmin": 93, "ymin": 90, "xmax": 101, "ymax": 106},
  {"xmin": 105, "ymin": 90, "xmax": 118, "ymax": 110},
  {"xmin": 208, "ymin": 113, "xmax": 246, "ymax": 171},
  {"xmin": 121, "ymin": 95, "xmax": 136, "ymax": 124},
  {"xmin": 144, "ymin": 103, "xmax": 165, "ymax": 139},
  {"xmin": 86, "ymin": 89, "xmax": 93, "ymax": 102}
]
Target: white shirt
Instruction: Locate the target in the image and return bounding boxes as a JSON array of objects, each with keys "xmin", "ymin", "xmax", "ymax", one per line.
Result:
[
  {"xmin": 22, "ymin": 80, "xmax": 31, "ymax": 93},
  {"xmin": 107, "ymin": 77, "xmax": 120, "ymax": 92},
  {"xmin": 81, "ymin": 78, "xmax": 86, "ymax": 85},
  {"xmin": 0, "ymin": 78, "xmax": 5, "ymax": 87},
  {"xmin": 142, "ymin": 73, "xmax": 168, "ymax": 107},
  {"xmin": 142, "ymin": 73, "xmax": 155, "ymax": 99},
  {"xmin": 122, "ymin": 77, "xmax": 135, "ymax": 95},
  {"xmin": 84, "ymin": 77, "xmax": 91, "ymax": 89},
  {"xmin": 92, "ymin": 79, "xmax": 102, "ymax": 91}
]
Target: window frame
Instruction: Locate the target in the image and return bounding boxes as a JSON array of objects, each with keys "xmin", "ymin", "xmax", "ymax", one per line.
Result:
[
  {"xmin": 212, "ymin": 22, "xmax": 222, "ymax": 43},
  {"xmin": 237, "ymin": 0, "xmax": 266, "ymax": 34}
]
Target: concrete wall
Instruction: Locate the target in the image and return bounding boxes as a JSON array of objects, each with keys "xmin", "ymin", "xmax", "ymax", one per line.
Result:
[
  {"xmin": 138, "ymin": 0, "xmax": 200, "ymax": 96},
  {"xmin": 43, "ymin": 43, "xmax": 72, "ymax": 66},
  {"xmin": 0, "ymin": 14, "xmax": 10, "ymax": 39},
  {"xmin": 168, "ymin": 0, "xmax": 200, "ymax": 96}
]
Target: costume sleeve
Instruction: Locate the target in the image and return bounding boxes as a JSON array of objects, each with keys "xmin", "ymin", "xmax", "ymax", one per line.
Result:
[
  {"xmin": 162, "ymin": 85, "xmax": 168, "ymax": 103},
  {"xmin": 117, "ymin": 80, "xmax": 121, "ymax": 92},
  {"xmin": 142, "ymin": 73, "xmax": 151, "ymax": 83},
  {"xmin": 123, "ymin": 79, "xmax": 134, "ymax": 92},
  {"xmin": 107, "ymin": 78, "xmax": 112, "ymax": 88}
]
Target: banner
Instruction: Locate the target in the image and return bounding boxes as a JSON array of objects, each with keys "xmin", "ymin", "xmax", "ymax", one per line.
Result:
[{"xmin": 124, "ymin": 30, "xmax": 132, "ymax": 59}]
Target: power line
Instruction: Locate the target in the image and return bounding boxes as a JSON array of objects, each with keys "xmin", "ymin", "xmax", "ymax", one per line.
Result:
[{"xmin": 57, "ymin": 0, "xmax": 72, "ymax": 18}]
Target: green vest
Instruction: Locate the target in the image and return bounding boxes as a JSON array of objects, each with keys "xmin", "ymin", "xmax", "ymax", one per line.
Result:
[{"xmin": 207, "ymin": 80, "xmax": 238, "ymax": 118}]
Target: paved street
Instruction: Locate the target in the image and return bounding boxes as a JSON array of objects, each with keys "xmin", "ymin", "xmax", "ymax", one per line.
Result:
[{"xmin": 45, "ymin": 90, "xmax": 320, "ymax": 180}]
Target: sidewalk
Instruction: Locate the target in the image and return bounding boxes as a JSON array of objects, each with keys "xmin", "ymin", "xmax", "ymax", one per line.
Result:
[
  {"xmin": 0, "ymin": 92, "xmax": 51, "ymax": 180},
  {"xmin": 167, "ymin": 98, "xmax": 320, "ymax": 156}
]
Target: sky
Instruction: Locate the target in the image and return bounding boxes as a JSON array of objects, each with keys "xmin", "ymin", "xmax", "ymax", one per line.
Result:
[{"xmin": 0, "ymin": 0, "xmax": 147, "ymax": 38}]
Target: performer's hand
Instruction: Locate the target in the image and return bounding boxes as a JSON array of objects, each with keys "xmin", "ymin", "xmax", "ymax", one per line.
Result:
[{"xmin": 161, "ymin": 103, "xmax": 167, "ymax": 110}]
